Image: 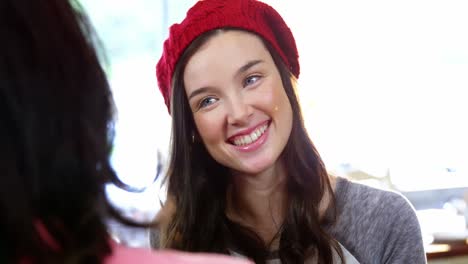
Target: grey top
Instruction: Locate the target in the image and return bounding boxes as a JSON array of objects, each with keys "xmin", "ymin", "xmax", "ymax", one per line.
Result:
[
  {"xmin": 150, "ymin": 177, "xmax": 427, "ymax": 263},
  {"xmin": 232, "ymin": 243, "xmax": 360, "ymax": 264},
  {"xmin": 325, "ymin": 177, "xmax": 427, "ymax": 264}
]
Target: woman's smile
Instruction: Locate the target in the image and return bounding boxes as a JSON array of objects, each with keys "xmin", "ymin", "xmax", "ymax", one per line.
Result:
[{"xmin": 228, "ymin": 121, "xmax": 270, "ymax": 152}]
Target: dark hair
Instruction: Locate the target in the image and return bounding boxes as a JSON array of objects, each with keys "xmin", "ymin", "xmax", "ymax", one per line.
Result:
[
  {"xmin": 0, "ymin": 0, "xmax": 145, "ymax": 263},
  {"xmin": 159, "ymin": 29, "xmax": 343, "ymax": 264}
]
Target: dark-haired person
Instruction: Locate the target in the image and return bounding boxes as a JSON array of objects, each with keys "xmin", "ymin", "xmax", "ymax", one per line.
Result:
[
  {"xmin": 152, "ymin": 0, "xmax": 427, "ymax": 263},
  {"xmin": 0, "ymin": 0, "xmax": 251, "ymax": 263}
]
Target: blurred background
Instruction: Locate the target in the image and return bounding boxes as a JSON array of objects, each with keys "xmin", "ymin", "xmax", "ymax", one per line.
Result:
[{"xmin": 79, "ymin": 0, "xmax": 468, "ymax": 262}]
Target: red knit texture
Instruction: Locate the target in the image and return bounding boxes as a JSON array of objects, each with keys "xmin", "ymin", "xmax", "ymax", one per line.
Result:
[{"xmin": 156, "ymin": 0, "xmax": 300, "ymax": 113}]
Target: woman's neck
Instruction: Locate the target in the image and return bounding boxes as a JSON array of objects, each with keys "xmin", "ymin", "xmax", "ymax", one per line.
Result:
[
  {"xmin": 226, "ymin": 162, "xmax": 288, "ymax": 245},
  {"xmin": 225, "ymin": 168, "xmax": 338, "ymax": 247}
]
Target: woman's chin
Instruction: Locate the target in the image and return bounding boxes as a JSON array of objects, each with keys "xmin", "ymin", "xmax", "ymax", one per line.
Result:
[{"xmin": 231, "ymin": 160, "xmax": 276, "ymax": 177}]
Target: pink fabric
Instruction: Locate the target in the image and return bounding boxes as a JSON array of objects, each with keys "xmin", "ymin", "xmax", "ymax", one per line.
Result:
[
  {"xmin": 28, "ymin": 222, "xmax": 249, "ymax": 263},
  {"xmin": 105, "ymin": 241, "xmax": 252, "ymax": 264}
]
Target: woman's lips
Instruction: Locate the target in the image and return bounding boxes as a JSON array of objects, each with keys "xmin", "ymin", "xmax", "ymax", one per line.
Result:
[{"xmin": 228, "ymin": 121, "xmax": 270, "ymax": 152}]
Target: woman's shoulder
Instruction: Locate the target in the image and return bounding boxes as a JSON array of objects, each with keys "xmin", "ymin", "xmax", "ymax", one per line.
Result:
[
  {"xmin": 334, "ymin": 176, "xmax": 415, "ymax": 214},
  {"xmin": 331, "ymin": 176, "xmax": 421, "ymax": 242},
  {"xmin": 106, "ymin": 242, "xmax": 252, "ymax": 264},
  {"xmin": 329, "ymin": 177, "xmax": 425, "ymax": 263}
]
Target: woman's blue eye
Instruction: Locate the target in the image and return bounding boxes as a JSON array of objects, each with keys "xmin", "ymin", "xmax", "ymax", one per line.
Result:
[
  {"xmin": 199, "ymin": 97, "xmax": 217, "ymax": 108},
  {"xmin": 244, "ymin": 75, "xmax": 260, "ymax": 87}
]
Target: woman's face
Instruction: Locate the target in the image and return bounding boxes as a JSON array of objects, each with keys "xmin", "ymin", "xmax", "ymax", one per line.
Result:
[{"xmin": 183, "ymin": 30, "xmax": 293, "ymax": 175}]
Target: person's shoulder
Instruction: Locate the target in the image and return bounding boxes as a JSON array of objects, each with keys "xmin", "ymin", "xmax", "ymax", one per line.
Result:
[
  {"xmin": 336, "ymin": 176, "xmax": 411, "ymax": 206},
  {"xmin": 106, "ymin": 242, "xmax": 252, "ymax": 264},
  {"xmin": 334, "ymin": 176, "xmax": 417, "ymax": 220},
  {"xmin": 330, "ymin": 177, "xmax": 425, "ymax": 263}
]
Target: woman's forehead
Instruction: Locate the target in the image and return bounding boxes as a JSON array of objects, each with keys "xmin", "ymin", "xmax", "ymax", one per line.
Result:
[{"xmin": 183, "ymin": 31, "xmax": 272, "ymax": 87}]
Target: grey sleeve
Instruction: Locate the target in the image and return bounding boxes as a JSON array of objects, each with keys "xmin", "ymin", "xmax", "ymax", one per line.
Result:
[
  {"xmin": 380, "ymin": 194, "xmax": 427, "ymax": 264},
  {"xmin": 328, "ymin": 179, "xmax": 428, "ymax": 264}
]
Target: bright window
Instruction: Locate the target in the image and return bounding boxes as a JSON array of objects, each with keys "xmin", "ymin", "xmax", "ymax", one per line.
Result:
[{"xmin": 265, "ymin": 0, "xmax": 468, "ymax": 192}]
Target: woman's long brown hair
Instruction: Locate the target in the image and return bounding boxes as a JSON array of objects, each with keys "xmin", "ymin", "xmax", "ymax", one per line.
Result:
[{"xmin": 159, "ymin": 29, "xmax": 343, "ymax": 264}]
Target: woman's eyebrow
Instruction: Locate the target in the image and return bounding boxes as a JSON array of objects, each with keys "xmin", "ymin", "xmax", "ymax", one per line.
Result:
[
  {"xmin": 235, "ymin": 59, "xmax": 264, "ymax": 78},
  {"xmin": 188, "ymin": 86, "xmax": 214, "ymax": 101},
  {"xmin": 188, "ymin": 60, "xmax": 264, "ymax": 101}
]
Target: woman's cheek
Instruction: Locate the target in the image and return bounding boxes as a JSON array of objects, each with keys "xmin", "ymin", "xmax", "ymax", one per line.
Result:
[{"xmin": 194, "ymin": 112, "xmax": 225, "ymax": 144}]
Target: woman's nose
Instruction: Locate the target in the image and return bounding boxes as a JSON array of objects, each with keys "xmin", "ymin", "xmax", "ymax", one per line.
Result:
[{"xmin": 226, "ymin": 95, "xmax": 252, "ymax": 126}]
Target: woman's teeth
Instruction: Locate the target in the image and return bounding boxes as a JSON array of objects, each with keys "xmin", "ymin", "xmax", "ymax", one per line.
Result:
[{"xmin": 232, "ymin": 124, "xmax": 268, "ymax": 146}]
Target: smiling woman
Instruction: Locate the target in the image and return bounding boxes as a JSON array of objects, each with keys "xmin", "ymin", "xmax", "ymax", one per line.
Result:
[{"xmin": 152, "ymin": 0, "xmax": 427, "ymax": 263}]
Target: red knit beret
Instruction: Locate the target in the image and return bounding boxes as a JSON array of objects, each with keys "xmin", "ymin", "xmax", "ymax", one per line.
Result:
[{"xmin": 156, "ymin": 0, "xmax": 300, "ymax": 113}]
